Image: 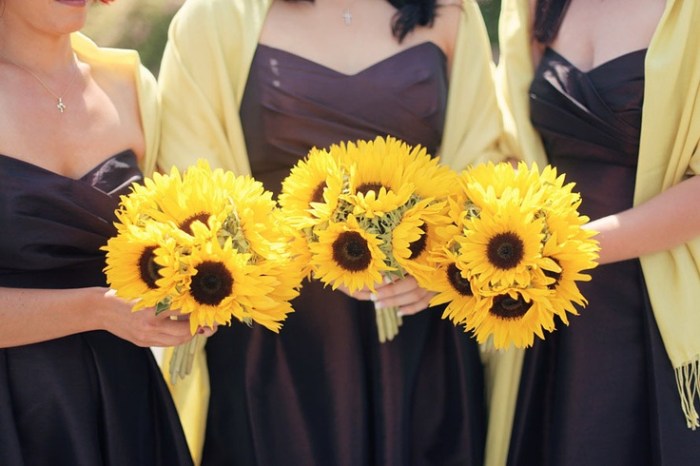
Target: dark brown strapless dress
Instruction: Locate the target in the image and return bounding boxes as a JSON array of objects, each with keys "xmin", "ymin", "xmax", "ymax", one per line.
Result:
[
  {"xmin": 0, "ymin": 151, "xmax": 193, "ymax": 466},
  {"xmin": 506, "ymin": 47, "xmax": 700, "ymax": 466},
  {"xmin": 200, "ymin": 43, "xmax": 486, "ymax": 466}
]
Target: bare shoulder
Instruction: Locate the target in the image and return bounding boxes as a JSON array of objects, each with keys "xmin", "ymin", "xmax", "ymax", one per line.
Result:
[
  {"xmin": 88, "ymin": 59, "xmax": 139, "ymax": 109},
  {"xmin": 426, "ymin": 0, "xmax": 463, "ymax": 62},
  {"xmin": 83, "ymin": 57, "xmax": 146, "ymax": 159}
]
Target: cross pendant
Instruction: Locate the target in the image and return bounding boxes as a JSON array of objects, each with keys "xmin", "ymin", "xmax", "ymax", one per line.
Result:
[
  {"xmin": 342, "ymin": 8, "xmax": 352, "ymax": 26},
  {"xmin": 56, "ymin": 98, "xmax": 66, "ymax": 113}
]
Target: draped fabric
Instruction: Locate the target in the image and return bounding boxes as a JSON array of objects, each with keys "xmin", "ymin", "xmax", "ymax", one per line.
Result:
[{"xmin": 0, "ymin": 152, "xmax": 192, "ymax": 466}]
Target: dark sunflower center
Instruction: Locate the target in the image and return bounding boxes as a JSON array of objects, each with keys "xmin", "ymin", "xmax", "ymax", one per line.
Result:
[
  {"xmin": 489, "ymin": 293, "xmax": 532, "ymax": 320},
  {"xmin": 543, "ymin": 258, "xmax": 562, "ymax": 290},
  {"xmin": 447, "ymin": 263, "xmax": 473, "ymax": 296},
  {"xmin": 408, "ymin": 226, "xmax": 428, "ymax": 260},
  {"xmin": 190, "ymin": 261, "xmax": 234, "ymax": 306},
  {"xmin": 138, "ymin": 246, "xmax": 161, "ymax": 289},
  {"xmin": 356, "ymin": 182, "xmax": 386, "ymax": 196},
  {"xmin": 487, "ymin": 232, "xmax": 525, "ymax": 270},
  {"xmin": 180, "ymin": 212, "xmax": 210, "ymax": 235},
  {"xmin": 332, "ymin": 231, "xmax": 372, "ymax": 272},
  {"xmin": 310, "ymin": 182, "xmax": 327, "ymax": 204}
]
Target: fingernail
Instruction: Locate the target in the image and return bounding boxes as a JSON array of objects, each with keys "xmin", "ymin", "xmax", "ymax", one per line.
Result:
[
  {"xmin": 197, "ymin": 328, "xmax": 205, "ymax": 334},
  {"xmin": 370, "ymin": 293, "xmax": 378, "ymax": 302}
]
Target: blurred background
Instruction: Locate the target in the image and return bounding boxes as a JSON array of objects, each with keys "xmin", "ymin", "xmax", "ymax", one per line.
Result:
[{"xmin": 82, "ymin": 0, "xmax": 502, "ymax": 75}]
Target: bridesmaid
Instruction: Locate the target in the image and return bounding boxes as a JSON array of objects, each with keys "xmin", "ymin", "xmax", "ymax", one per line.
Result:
[
  {"xmin": 158, "ymin": 0, "xmax": 503, "ymax": 465},
  {"xmin": 487, "ymin": 0, "xmax": 700, "ymax": 465},
  {"xmin": 0, "ymin": 0, "xmax": 213, "ymax": 464}
]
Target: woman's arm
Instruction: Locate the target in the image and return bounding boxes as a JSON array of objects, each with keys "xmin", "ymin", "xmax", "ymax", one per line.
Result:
[
  {"xmin": 0, "ymin": 286, "xmax": 203, "ymax": 348},
  {"xmin": 587, "ymin": 175, "xmax": 700, "ymax": 264}
]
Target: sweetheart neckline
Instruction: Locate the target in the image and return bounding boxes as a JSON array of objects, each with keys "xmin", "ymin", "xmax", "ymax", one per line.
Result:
[
  {"xmin": 0, "ymin": 149, "xmax": 137, "ymax": 182},
  {"xmin": 544, "ymin": 46, "xmax": 647, "ymax": 75},
  {"xmin": 256, "ymin": 41, "xmax": 446, "ymax": 78}
]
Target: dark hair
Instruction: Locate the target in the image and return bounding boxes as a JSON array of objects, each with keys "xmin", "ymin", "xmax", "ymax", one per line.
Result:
[
  {"xmin": 285, "ymin": 0, "xmax": 439, "ymax": 42},
  {"xmin": 533, "ymin": 0, "xmax": 572, "ymax": 44}
]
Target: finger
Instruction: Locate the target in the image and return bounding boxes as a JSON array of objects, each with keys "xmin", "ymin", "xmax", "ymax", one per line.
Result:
[
  {"xmin": 337, "ymin": 283, "xmax": 374, "ymax": 301},
  {"xmin": 148, "ymin": 333, "xmax": 194, "ymax": 348},
  {"xmin": 153, "ymin": 318, "xmax": 194, "ymax": 338},
  {"xmin": 397, "ymin": 292, "xmax": 436, "ymax": 316},
  {"xmin": 374, "ymin": 276, "xmax": 419, "ymax": 299},
  {"xmin": 196, "ymin": 326, "xmax": 217, "ymax": 337},
  {"xmin": 353, "ymin": 289, "xmax": 374, "ymax": 301},
  {"xmin": 157, "ymin": 309, "xmax": 190, "ymax": 320},
  {"xmin": 379, "ymin": 288, "xmax": 435, "ymax": 314},
  {"xmin": 373, "ymin": 281, "xmax": 423, "ymax": 308}
]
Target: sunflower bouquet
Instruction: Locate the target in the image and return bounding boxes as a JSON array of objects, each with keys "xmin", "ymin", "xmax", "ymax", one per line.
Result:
[
  {"xmin": 279, "ymin": 136, "xmax": 457, "ymax": 343},
  {"xmin": 103, "ymin": 160, "xmax": 304, "ymax": 382},
  {"xmin": 421, "ymin": 161, "xmax": 599, "ymax": 349}
]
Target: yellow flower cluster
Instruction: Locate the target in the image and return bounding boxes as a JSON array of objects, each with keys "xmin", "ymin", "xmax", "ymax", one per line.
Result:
[
  {"xmin": 424, "ymin": 162, "xmax": 600, "ymax": 349},
  {"xmin": 103, "ymin": 160, "xmax": 304, "ymax": 336},
  {"xmin": 279, "ymin": 136, "xmax": 456, "ymax": 342}
]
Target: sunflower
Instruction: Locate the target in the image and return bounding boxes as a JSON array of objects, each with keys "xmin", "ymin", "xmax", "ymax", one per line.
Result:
[
  {"xmin": 461, "ymin": 162, "xmax": 522, "ymax": 203},
  {"xmin": 279, "ymin": 147, "xmax": 345, "ymax": 229},
  {"xmin": 540, "ymin": 198, "xmax": 592, "ymax": 249},
  {"xmin": 340, "ymin": 137, "xmax": 416, "ymax": 217},
  {"xmin": 466, "ymin": 286, "xmax": 556, "ymax": 349},
  {"xmin": 461, "ymin": 162, "xmax": 565, "ymax": 220},
  {"xmin": 143, "ymin": 162, "xmax": 231, "ymax": 238},
  {"xmin": 245, "ymin": 260, "xmax": 301, "ymax": 332},
  {"xmin": 310, "ymin": 215, "xmax": 391, "ymax": 293},
  {"xmin": 541, "ymin": 234, "xmax": 599, "ymax": 324},
  {"xmin": 103, "ymin": 222, "xmax": 176, "ymax": 310},
  {"xmin": 113, "ymin": 168, "xmax": 184, "ymax": 231},
  {"xmin": 170, "ymin": 222, "xmax": 281, "ymax": 334},
  {"xmin": 392, "ymin": 199, "xmax": 450, "ymax": 283},
  {"xmin": 427, "ymin": 250, "xmax": 479, "ymax": 326},
  {"xmin": 404, "ymin": 149, "xmax": 461, "ymax": 200},
  {"xmin": 457, "ymin": 191, "xmax": 555, "ymax": 292},
  {"xmin": 215, "ymin": 173, "xmax": 280, "ymax": 257}
]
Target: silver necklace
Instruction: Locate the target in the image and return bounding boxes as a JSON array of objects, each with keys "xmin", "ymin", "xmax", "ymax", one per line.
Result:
[{"xmin": 2, "ymin": 54, "xmax": 81, "ymax": 114}]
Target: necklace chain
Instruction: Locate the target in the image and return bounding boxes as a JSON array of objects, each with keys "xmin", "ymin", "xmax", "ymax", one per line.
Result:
[{"xmin": 1, "ymin": 54, "xmax": 81, "ymax": 114}]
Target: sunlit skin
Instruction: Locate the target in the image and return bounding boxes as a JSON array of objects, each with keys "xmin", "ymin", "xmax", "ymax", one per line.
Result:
[{"xmin": 0, "ymin": 0, "xmax": 214, "ymax": 348}]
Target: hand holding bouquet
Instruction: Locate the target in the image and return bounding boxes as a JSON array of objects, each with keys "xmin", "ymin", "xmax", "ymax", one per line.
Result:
[
  {"xmin": 103, "ymin": 160, "xmax": 304, "ymax": 382},
  {"xmin": 279, "ymin": 136, "xmax": 456, "ymax": 342}
]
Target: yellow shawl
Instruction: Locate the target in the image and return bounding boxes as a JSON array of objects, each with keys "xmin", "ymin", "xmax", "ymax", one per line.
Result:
[
  {"xmin": 70, "ymin": 33, "xmax": 160, "ymax": 176},
  {"xmin": 157, "ymin": 0, "xmax": 502, "ymax": 462},
  {"xmin": 488, "ymin": 0, "xmax": 700, "ymax": 464}
]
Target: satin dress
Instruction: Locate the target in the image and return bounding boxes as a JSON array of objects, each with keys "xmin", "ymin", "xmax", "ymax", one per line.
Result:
[
  {"xmin": 0, "ymin": 151, "xmax": 193, "ymax": 466},
  {"xmin": 506, "ymin": 47, "xmax": 700, "ymax": 466},
  {"xmin": 200, "ymin": 42, "xmax": 487, "ymax": 466}
]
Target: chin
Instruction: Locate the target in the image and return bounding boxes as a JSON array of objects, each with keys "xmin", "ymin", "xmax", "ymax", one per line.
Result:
[{"xmin": 51, "ymin": 1, "xmax": 89, "ymax": 33}]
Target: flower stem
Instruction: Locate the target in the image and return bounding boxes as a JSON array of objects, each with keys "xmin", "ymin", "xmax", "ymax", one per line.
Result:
[{"xmin": 169, "ymin": 333, "xmax": 207, "ymax": 384}]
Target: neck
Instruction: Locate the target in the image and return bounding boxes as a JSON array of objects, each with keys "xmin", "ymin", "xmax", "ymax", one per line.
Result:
[{"xmin": 0, "ymin": 26, "xmax": 76, "ymax": 74}]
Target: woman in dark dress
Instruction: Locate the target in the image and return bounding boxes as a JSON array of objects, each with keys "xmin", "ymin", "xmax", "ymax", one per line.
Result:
[
  {"xmin": 488, "ymin": 0, "xmax": 700, "ymax": 465},
  {"xmin": 0, "ymin": 1, "xmax": 212, "ymax": 464},
  {"xmin": 158, "ymin": 0, "xmax": 503, "ymax": 464}
]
